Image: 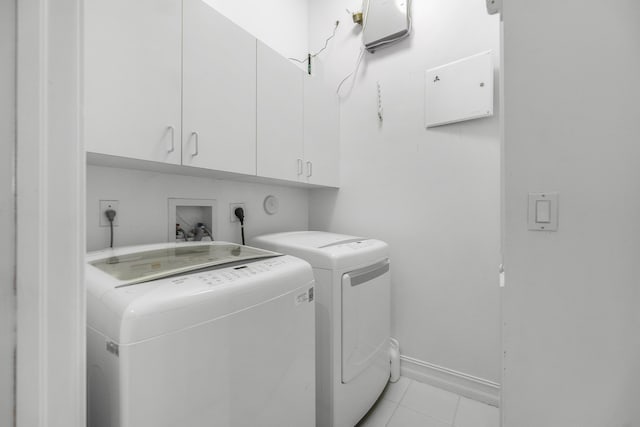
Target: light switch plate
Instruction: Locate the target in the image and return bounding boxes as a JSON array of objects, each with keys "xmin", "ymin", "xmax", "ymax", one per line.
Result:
[
  {"xmin": 535, "ymin": 200, "xmax": 551, "ymax": 223},
  {"xmin": 528, "ymin": 192, "xmax": 558, "ymax": 231}
]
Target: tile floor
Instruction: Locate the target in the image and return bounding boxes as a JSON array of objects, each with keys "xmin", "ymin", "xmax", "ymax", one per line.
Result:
[{"xmin": 357, "ymin": 377, "xmax": 499, "ymax": 427}]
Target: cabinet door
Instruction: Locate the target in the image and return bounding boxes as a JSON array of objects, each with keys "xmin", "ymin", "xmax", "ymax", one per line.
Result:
[
  {"xmin": 182, "ymin": 0, "xmax": 257, "ymax": 174},
  {"xmin": 84, "ymin": 0, "xmax": 182, "ymax": 164},
  {"xmin": 303, "ymin": 76, "xmax": 340, "ymax": 187},
  {"xmin": 256, "ymin": 42, "xmax": 304, "ymax": 182}
]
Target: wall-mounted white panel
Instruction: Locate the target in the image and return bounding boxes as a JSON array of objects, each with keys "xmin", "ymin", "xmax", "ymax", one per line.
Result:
[{"xmin": 425, "ymin": 51, "xmax": 494, "ymax": 128}]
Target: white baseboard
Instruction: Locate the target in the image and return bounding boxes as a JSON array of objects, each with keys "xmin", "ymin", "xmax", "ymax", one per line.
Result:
[{"xmin": 400, "ymin": 355, "xmax": 501, "ymax": 407}]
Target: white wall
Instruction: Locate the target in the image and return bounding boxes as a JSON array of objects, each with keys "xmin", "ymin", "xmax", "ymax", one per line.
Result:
[
  {"xmin": 308, "ymin": 0, "xmax": 502, "ymax": 390},
  {"xmin": 202, "ymin": 0, "xmax": 308, "ymax": 63},
  {"xmin": 503, "ymin": 1, "xmax": 640, "ymax": 426},
  {"xmin": 87, "ymin": 166, "xmax": 310, "ymax": 251},
  {"xmin": 0, "ymin": 0, "xmax": 15, "ymax": 425}
]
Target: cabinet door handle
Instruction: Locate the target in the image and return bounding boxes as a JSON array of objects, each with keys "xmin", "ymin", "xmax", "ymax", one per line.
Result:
[
  {"xmin": 306, "ymin": 161, "xmax": 313, "ymax": 178},
  {"xmin": 297, "ymin": 158, "xmax": 303, "ymax": 175},
  {"xmin": 167, "ymin": 126, "xmax": 175, "ymax": 153},
  {"xmin": 191, "ymin": 132, "xmax": 199, "ymax": 157}
]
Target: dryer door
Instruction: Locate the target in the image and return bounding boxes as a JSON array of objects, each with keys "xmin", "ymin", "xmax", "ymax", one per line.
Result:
[{"xmin": 341, "ymin": 259, "xmax": 391, "ymax": 383}]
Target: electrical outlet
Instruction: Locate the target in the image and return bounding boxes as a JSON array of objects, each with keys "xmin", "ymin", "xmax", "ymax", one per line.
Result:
[
  {"xmin": 229, "ymin": 203, "xmax": 246, "ymax": 223},
  {"xmin": 99, "ymin": 200, "xmax": 119, "ymax": 227}
]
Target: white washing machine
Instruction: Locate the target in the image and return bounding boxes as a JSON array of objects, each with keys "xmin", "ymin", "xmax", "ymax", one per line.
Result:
[
  {"xmin": 250, "ymin": 231, "xmax": 390, "ymax": 427},
  {"xmin": 86, "ymin": 242, "xmax": 315, "ymax": 427}
]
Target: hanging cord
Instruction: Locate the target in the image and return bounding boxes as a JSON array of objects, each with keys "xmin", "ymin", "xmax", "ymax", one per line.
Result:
[
  {"xmin": 336, "ymin": 0, "xmax": 371, "ymax": 97},
  {"xmin": 105, "ymin": 209, "xmax": 116, "ymax": 248},
  {"xmin": 288, "ymin": 20, "xmax": 340, "ymax": 65},
  {"xmin": 234, "ymin": 207, "xmax": 246, "ymax": 245},
  {"xmin": 336, "ymin": 46, "xmax": 365, "ymax": 97},
  {"xmin": 361, "ymin": 0, "xmax": 372, "ymax": 33}
]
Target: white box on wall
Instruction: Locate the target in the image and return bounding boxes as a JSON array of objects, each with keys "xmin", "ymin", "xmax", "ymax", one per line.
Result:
[
  {"xmin": 362, "ymin": 0, "xmax": 410, "ymax": 51},
  {"xmin": 424, "ymin": 51, "xmax": 494, "ymax": 128}
]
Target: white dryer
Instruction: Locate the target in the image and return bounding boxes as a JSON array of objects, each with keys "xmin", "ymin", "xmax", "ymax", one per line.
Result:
[
  {"xmin": 250, "ymin": 232, "xmax": 390, "ymax": 427},
  {"xmin": 86, "ymin": 242, "xmax": 315, "ymax": 427}
]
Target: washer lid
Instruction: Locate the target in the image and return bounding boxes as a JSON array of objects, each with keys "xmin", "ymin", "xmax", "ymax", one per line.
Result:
[{"xmin": 89, "ymin": 243, "xmax": 279, "ymax": 287}]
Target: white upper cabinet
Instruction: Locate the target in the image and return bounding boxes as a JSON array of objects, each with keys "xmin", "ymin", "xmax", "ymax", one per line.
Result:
[
  {"xmin": 303, "ymin": 76, "xmax": 340, "ymax": 187},
  {"xmin": 85, "ymin": 0, "xmax": 338, "ymax": 187},
  {"xmin": 256, "ymin": 41, "xmax": 305, "ymax": 182},
  {"xmin": 84, "ymin": 0, "xmax": 182, "ymax": 165},
  {"xmin": 182, "ymin": 0, "xmax": 257, "ymax": 175}
]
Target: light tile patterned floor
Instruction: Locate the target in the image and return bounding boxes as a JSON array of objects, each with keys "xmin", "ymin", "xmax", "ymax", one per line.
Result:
[{"xmin": 357, "ymin": 377, "xmax": 499, "ymax": 427}]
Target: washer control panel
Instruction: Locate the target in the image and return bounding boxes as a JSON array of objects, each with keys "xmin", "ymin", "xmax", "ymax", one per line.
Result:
[{"xmin": 169, "ymin": 257, "xmax": 290, "ymax": 287}]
